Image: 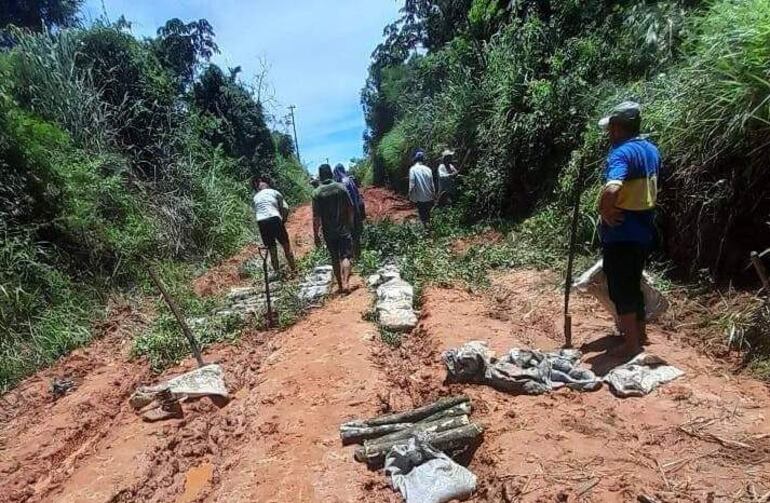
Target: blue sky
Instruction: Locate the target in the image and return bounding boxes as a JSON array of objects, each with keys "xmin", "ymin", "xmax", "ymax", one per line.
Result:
[{"xmin": 81, "ymin": 0, "xmax": 402, "ymax": 172}]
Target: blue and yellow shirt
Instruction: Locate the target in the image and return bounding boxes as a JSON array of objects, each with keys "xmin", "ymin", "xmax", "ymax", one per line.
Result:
[{"xmin": 600, "ymin": 137, "xmax": 660, "ymax": 246}]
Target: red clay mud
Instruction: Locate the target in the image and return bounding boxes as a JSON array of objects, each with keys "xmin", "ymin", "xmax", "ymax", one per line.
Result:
[
  {"xmin": 4, "ymin": 191, "xmax": 768, "ymax": 503},
  {"xmin": 0, "ymin": 191, "xmax": 408, "ymax": 503},
  {"xmin": 374, "ymin": 270, "xmax": 770, "ymax": 502}
]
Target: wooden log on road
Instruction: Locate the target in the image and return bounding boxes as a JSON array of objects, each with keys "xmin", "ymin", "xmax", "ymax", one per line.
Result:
[
  {"xmin": 340, "ymin": 422, "xmax": 412, "ymax": 445},
  {"xmin": 420, "ymin": 401, "xmax": 472, "ymax": 423},
  {"xmin": 364, "ymin": 414, "xmax": 470, "ymax": 446},
  {"xmin": 346, "ymin": 395, "xmax": 469, "ymax": 428},
  {"xmin": 354, "ymin": 422, "xmax": 484, "ymax": 467}
]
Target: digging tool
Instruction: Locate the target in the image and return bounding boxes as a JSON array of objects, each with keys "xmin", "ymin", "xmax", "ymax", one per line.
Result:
[
  {"xmin": 148, "ymin": 266, "xmax": 205, "ymax": 367},
  {"xmin": 563, "ymin": 157, "xmax": 587, "ymax": 349},
  {"xmin": 257, "ymin": 245, "xmax": 276, "ymax": 327}
]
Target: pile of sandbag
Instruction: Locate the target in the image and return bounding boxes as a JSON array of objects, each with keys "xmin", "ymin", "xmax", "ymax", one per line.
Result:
[
  {"xmin": 442, "ymin": 341, "xmax": 684, "ymax": 398},
  {"xmin": 341, "ymin": 395, "xmax": 482, "ymax": 503},
  {"xmin": 297, "ymin": 265, "xmax": 334, "ymax": 303},
  {"xmin": 367, "ymin": 263, "xmax": 418, "ymax": 332},
  {"xmin": 443, "ymin": 341, "xmax": 601, "ymax": 395},
  {"xmin": 129, "ymin": 364, "xmax": 228, "ymax": 422}
]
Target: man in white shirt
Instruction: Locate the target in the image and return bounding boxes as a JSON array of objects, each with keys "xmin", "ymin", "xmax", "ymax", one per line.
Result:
[
  {"xmin": 437, "ymin": 149, "xmax": 459, "ymax": 204},
  {"xmin": 408, "ymin": 149, "xmax": 435, "ymax": 226},
  {"xmin": 252, "ymin": 175, "xmax": 297, "ymax": 274}
]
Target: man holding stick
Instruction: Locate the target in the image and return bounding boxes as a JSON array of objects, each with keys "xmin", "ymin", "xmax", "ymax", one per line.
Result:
[{"xmin": 597, "ymin": 101, "xmax": 660, "ymax": 356}]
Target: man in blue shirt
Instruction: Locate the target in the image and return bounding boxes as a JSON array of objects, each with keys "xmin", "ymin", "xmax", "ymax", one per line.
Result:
[{"xmin": 597, "ymin": 101, "xmax": 660, "ymax": 356}]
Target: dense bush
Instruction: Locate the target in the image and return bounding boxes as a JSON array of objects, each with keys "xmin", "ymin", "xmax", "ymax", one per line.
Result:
[
  {"xmin": 362, "ymin": 0, "xmax": 770, "ymax": 279},
  {"xmin": 0, "ymin": 15, "xmax": 308, "ymax": 390}
]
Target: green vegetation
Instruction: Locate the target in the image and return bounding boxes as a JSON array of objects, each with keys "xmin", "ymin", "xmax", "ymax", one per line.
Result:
[
  {"xmin": 0, "ymin": 7, "xmax": 309, "ymax": 390},
  {"xmin": 363, "ymin": 0, "xmax": 769, "ymax": 280},
  {"xmin": 363, "ymin": 0, "xmax": 770, "ymax": 375}
]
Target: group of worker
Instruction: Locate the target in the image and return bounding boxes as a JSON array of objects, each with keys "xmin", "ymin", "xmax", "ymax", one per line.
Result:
[
  {"xmin": 251, "ymin": 162, "xmax": 365, "ymax": 294},
  {"xmin": 251, "ymin": 99, "xmax": 660, "ymax": 357},
  {"xmin": 407, "ymin": 149, "xmax": 459, "ymax": 227}
]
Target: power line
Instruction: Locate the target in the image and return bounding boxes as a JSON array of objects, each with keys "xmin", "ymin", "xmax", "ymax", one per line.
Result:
[{"xmin": 288, "ymin": 105, "xmax": 301, "ymax": 165}]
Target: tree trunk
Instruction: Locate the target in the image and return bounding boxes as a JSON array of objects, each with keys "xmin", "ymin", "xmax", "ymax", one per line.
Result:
[
  {"xmin": 365, "ymin": 414, "xmax": 470, "ymax": 446},
  {"xmin": 345, "ymin": 395, "xmax": 469, "ymax": 428},
  {"xmin": 339, "ymin": 422, "xmax": 412, "ymax": 445},
  {"xmin": 354, "ymin": 422, "xmax": 484, "ymax": 468}
]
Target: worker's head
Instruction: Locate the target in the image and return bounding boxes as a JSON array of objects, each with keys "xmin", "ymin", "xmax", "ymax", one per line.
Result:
[
  {"xmin": 258, "ymin": 174, "xmax": 273, "ymax": 190},
  {"xmin": 441, "ymin": 149, "xmax": 454, "ymax": 163},
  {"xmin": 333, "ymin": 163, "xmax": 346, "ymax": 182},
  {"xmin": 318, "ymin": 163, "xmax": 333, "ymax": 182},
  {"xmin": 413, "ymin": 149, "xmax": 426, "ymax": 163},
  {"xmin": 599, "ymin": 101, "xmax": 641, "ymax": 144}
]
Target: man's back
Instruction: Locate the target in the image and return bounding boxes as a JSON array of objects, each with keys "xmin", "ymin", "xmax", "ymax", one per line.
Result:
[
  {"xmin": 253, "ymin": 188, "xmax": 284, "ymax": 222},
  {"xmin": 409, "ymin": 163, "xmax": 435, "ymax": 203},
  {"xmin": 601, "ymin": 137, "xmax": 660, "ymax": 245},
  {"xmin": 312, "ymin": 180, "xmax": 353, "ymax": 239}
]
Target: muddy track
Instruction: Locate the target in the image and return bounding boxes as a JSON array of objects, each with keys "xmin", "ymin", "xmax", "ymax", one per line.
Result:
[
  {"xmin": 0, "ymin": 188, "xmax": 414, "ymax": 503},
  {"xmin": 3, "ymin": 188, "xmax": 769, "ymax": 502},
  {"xmin": 372, "ymin": 271, "xmax": 770, "ymax": 502}
]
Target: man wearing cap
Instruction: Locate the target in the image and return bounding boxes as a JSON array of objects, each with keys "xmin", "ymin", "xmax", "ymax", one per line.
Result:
[
  {"xmin": 598, "ymin": 101, "xmax": 660, "ymax": 356},
  {"xmin": 437, "ymin": 149, "xmax": 459, "ymax": 205},
  {"xmin": 313, "ymin": 163, "xmax": 355, "ymax": 293},
  {"xmin": 408, "ymin": 149, "xmax": 435, "ymax": 226}
]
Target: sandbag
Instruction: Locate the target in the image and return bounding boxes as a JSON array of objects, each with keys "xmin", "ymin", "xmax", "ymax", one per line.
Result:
[
  {"xmin": 572, "ymin": 259, "xmax": 669, "ymax": 322},
  {"xmin": 385, "ymin": 436, "xmax": 477, "ymax": 503},
  {"xmin": 604, "ymin": 353, "xmax": 684, "ymax": 397}
]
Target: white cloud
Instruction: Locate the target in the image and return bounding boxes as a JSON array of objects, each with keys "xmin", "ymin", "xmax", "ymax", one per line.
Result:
[{"xmin": 82, "ymin": 0, "xmax": 403, "ymax": 170}]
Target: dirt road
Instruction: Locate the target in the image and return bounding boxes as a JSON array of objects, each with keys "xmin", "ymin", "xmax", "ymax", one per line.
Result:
[{"xmin": 2, "ymin": 188, "xmax": 769, "ymax": 502}]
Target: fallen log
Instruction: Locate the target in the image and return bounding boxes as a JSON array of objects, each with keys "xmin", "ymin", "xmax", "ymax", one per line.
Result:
[
  {"xmin": 420, "ymin": 401, "xmax": 472, "ymax": 423},
  {"xmin": 340, "ymin": 422, "xmax": 412, "ymax": 445},
  {"xmin": 365, "ymin": 414, "xmax": 470, "ymax": 446},
  {"xmin": 354, "ymin": 422, "xmax": 484, "ymax": 467},
  {"xmin": 348, "ymin": 395, "xmax": 469, "ymax": 428}
]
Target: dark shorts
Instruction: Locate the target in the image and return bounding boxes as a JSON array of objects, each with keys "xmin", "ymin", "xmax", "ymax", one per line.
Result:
[
  {"xmin": 603, "ymin": 242, "xmax": 648, "ymax": 319},
  {"xmin": 257, "ymin": 216, "xmax": 289, "ymax": 248},
  {"xmin": 352, "ymin": 211, "xmax": 363, "ymax": 240},
  {"xmin": 416, "ymin": 201, "xmax": 432, "ymax": 224},
  {"xmin": 325, "ymin": 234, "xmax": 353, "ymax": 263}
]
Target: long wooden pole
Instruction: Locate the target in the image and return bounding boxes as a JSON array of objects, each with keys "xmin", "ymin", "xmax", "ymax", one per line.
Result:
[
  {"xmin": 564, "ymin": 158, "xmax": 585, "ymax": 349},
  {"xmin": 148, "ymin": 267, "xmax": 205, "ymax": 367}
]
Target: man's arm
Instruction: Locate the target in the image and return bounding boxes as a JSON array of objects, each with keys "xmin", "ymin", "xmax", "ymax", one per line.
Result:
[
  {"xmin": 312, "ymin": 199, "xmax": 322, "ymax": 247},
  {"xmin": 276, "ymin": 191, "xmax": 289, "ymax": 220},
  {"xmin": 599, "ymin": 151, "xmax": 628, "ymax": 227},
  {"xmin": 408, "ymin": 167, "xmax": 416, "ymax": 199},
  {"xmin": 599, "ymin": 183, "xmax": 624, "ymax": 226}
]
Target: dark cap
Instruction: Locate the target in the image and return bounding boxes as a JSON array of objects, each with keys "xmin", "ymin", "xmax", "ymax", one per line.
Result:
[{"xmin": 598, "ymin": 101, "xmax": 641, "ymax": 130}]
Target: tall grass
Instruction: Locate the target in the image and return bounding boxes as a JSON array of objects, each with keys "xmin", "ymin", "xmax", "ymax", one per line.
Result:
[{"xmin": 8, "ymin": 28, "xmax": 117, "ymax": 151}]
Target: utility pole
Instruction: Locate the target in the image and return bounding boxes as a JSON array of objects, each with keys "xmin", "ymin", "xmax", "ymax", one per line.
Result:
[{"xmin": 288, "ymin": 105, "xmax": 301, "ymax": 164}]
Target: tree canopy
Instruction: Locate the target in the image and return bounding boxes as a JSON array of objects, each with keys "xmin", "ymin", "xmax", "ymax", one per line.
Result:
[{"xmin": 0, "ymin": 0, "xmax": 82, "ymax": 31}]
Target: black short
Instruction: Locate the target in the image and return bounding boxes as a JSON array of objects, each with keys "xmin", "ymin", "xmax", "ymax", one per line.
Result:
[
  {"xmin": 257, "ymin": 216, "xmax": 288, "ymax": 248},
  {"xmin": 325, "ymin": 234, "xmax": 353, "ymax": 263},
  {"xmin": 603, "ymin": 242, "xmax": 648, "ymax": 319},
  {"xmin": 416, "ymin": 201, "xmax": 432, "ymax": 224}
]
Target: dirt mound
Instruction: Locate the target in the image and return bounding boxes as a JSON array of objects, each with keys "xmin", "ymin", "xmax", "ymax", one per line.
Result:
[
  {"xmin": 193, "ymin": 244, "xmax": 259, "ymax": 297},
  {"xmin": 375, "ymin": 270, "xmax": 770, "ymax": 501},
  {"xmin": 452, "ymin": 229, "xmax": 504, "ymax": 256},
  {"xmin": 362, "ymin": 187, "xmax": 415, "ymax": 222}
]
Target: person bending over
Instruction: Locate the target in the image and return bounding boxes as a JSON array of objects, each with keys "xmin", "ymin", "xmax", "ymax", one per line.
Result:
[{"xmin": 252, "ymin": 175, "xmax": 297, "ymax": 275}]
